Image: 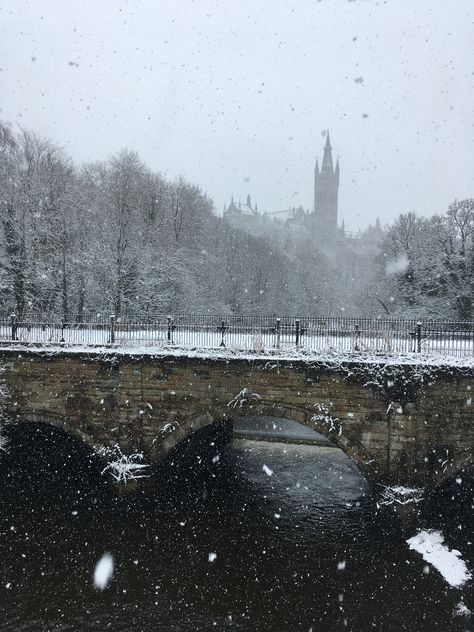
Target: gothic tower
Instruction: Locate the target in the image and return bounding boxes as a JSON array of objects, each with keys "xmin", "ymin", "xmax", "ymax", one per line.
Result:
[{"xmin": 314, "ymin": 132, "xmax": 339, "ymax": 239}]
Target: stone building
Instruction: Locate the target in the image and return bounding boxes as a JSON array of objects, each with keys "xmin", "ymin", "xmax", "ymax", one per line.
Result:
[
  {"xmin": 223, "ymin": 194, "xmax": 261, "ymax": 231},
  {"xmin": 223, "ymin": 133, "xmax": 341, "ymax": 243},
  {"xmin": 313, "ymin": 132, "xmax": 340, "ymax": 241}
]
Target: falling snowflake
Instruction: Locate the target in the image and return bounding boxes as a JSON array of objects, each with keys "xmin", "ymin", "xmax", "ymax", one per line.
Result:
[
  {"xmin": 93, "ymin": 553, "xmax": 114, "ymax": 590},
  {"xmin": 262, "ymin": 464, "xmax": 273, "ymax": 477}
]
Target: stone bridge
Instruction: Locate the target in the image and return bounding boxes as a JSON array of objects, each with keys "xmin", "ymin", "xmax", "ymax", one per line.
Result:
[{"xmin": 0, "ymin": 349, "xmax": 473, "ymax": 491}]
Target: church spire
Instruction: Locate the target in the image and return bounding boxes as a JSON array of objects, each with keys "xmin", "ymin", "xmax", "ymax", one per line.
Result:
[
  {"xmin": 325, "ymin": 131, "xmax": 331, "ymax": 149},
  {"xmin": 321, "ymin": 131, "xmax": 333, "ymax": 172}
]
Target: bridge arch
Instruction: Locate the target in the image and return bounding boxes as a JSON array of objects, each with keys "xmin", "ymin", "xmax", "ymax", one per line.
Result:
[
  {"xmin": 152, "ymin": 410, "xmax": 225, "ymax": 461},
  {"xmin": 4, "ymin": 411, "xmax": 103, "ymax": 455},
  {"xmin": 153, "ymin": 400, "xmax": 380, "ymax": 485},
  {"xmin": 232, "ymin": 400, "xmax": 379, "ymax": 484},
  {"xmin": 427, "ymin": 463, "xmax": 474, "ymax": 497},
  {"xmin": 0, "ymin": 413, "xmax": 109, "ymax": 501}
]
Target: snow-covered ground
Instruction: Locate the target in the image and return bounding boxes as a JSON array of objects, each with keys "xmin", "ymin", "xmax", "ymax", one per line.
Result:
[
  {"xmin": 0, "ymin": 323, "xmax": 472, "ymax": 360},
  {"xmin": 0, "ymin": 337, "xmax": 473, "ymax": 369}
]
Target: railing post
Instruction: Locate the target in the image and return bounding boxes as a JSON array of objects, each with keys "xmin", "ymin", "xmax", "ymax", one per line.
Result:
[
  {"xmin": 60, "ymin": 318, "xmax": 65, "ymax": 343},
  {"xmin": 10, "ymin": 313, "xmax": 17, "ymax": 341},
  {"xmin": 416, "ymin": 321, "xmax": 422, "ymax": 353},
  {"xmin": 275, "ymin": 317, "xmax": 281, "ymax": 350},
  {"xmin": 167, "ymin": 316, "xmax": 175, "ymax": 344},
  {"xmin": 110, "ymin": 314, "xmax": 115, "ymax": 344},
  {"xmin": 354, "ymin": 323, "xmax": 360, "ymax": 351},
  {"xmin": 295, "ymin": 318, "xmax": 300, "ymax": 349},
  {"xmin": 217, "ymin": 320, "xmax": 227, "ymax": 347}
]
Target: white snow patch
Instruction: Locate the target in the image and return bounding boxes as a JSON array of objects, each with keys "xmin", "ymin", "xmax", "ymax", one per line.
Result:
[
  {"xmin": 93, "ymin": 553, "xmax": 114, "ymax": 590},
  {"xmin": 337, "ymin": 561, "xmax": 346, "ymax": 571},
  {"xmin": 100, "ymin": 445, "xmax": 150, "ymax": 484},
  {"xmin": 379, "ymin": 485, "xmax": 424, "ymax": 505},
  {"xmin": 407, "ymin": 530, "xmax": 472, "ymax": 588},
  {"xmin": 312, "ymin": 402, "xmax": 342, "ymax": 436},
  {"xmin": 227, "ymin": 388, "xmax": 261, "ymax": 408},
  {"xmin": 160, "ymin": 422, "xmax": 178, "ymax": 435},
  {"xmin": 453, "ymin": 601, "xmax": 471, "ymax": 617},
  {"xmin": 1, "ymin": 342, "xmax": 473, "ymax": 369},
  {"xmin": 0, "ymin": 429, "xmax": 8, "ymax": 453},
  {"xmin": 208, "ymin": 552, "xmax": 217, "ymax": 562},
  {"xmin": 262, "ymin": 464, "xmax": 273, "ymax": 477}
]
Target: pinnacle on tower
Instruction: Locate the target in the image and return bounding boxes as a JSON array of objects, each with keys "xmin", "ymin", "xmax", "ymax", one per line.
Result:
[{"xmin": 321, "ymin": 131, "xmax": 334, "ymax": 172}]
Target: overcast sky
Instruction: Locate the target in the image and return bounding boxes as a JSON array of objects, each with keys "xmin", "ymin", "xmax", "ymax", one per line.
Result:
[{"xmin": 1, "ymin": 0, "xmax": 473, "ymax": 230}]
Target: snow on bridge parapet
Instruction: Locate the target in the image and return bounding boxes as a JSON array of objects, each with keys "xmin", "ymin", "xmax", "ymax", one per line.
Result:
[{"xmin": 0, "ymin": 341, "xmax": 472, "ymax": 370}]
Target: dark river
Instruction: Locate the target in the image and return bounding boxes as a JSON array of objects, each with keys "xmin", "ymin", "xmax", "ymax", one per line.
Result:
[{"xmin": 0, "ymin": 420, "xmax": 472, "ymax": 631}]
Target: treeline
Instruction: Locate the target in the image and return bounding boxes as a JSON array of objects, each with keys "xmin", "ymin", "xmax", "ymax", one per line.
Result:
[
  {"xmin": 0, "ymin": 123, "xmax": 316, "ymax": 318},
  {"xmin": 372, "ymin": 202, "xmax": 474, "ymax": 320},
  {"xmin": 1, "ymin": 123, "xmax": 472, "ymax": 321}
]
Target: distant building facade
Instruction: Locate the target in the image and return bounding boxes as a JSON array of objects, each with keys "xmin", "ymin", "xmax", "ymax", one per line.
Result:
[
  {"xmin": 223, "ymin": 194, "xmax": 260, "ymax": 231},
  {"xmin": 223, "ymin": 133, "xmax": 341, "ymax": 242}
]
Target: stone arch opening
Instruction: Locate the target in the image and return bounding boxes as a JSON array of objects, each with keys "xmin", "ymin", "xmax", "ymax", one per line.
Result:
[
  {"xmin": 153, "ymin": 401, "xmax": 378, "ymax": 487},
  {"xmin": 427, "ymin": 464, "xmax": 474, "ymax": 502},
  {"xmin": 152, "ymin": 410, "xmax": 231, "ymax": 462},
  {"xmin": 0, "ymin": 417, "xmax": 107, "ymax": 503},
  {"xmin": 150, "ymin": 416, "xmax": 233, "ymax": 509},
  {"xmin": 152, "ymin": 406, "xmax": 372, "ymax": 514},
  {"xmin": 230, "ymin": 401, "xmax": 378, "ymax": 485},
  {"xmin": 423, "ymin": 465, "xmax": 474, "ymax": 527},
  {"xmin": 428, "ymin": 458, "xmax": 474, "ymax": 492},
  {"xmin": 7, "ymin": 411, "xmax": 101, "ymax": 453}
]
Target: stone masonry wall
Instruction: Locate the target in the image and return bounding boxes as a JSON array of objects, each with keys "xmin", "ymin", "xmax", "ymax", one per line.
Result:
[{"xmin": 0, "ymin": 349, "xmax": 472, "ymax": 489}]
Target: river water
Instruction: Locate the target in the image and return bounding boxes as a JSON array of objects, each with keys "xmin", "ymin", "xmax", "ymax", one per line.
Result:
[{"xmin": 0, "ymin": 422, "xmax": 472, "ymax": 631}]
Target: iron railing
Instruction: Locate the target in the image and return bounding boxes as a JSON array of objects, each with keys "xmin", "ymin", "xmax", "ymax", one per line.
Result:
[{"xmin": 0, "ymin": 313, "xmax": 473, "ymax": 358}]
